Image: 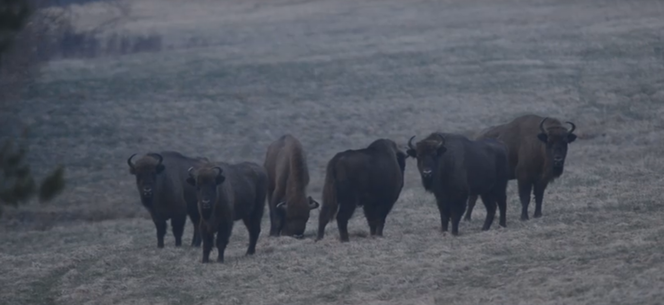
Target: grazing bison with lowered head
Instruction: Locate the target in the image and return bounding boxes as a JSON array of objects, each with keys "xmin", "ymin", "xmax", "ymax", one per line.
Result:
[
  {"xmin": 316, "ymin": 138, "xmax": 407, "ymax": 242},
  {"xmin": 127, "ymin": 151, "xmax": 207, "ymax": 248},
  {"xmin": 264, "ymin": 134, "xmax": 320, "ymax": 239},
  {"xmin": 406, "ymin": 133, "xmax": 509, "ymax": 236},
  {"xmin": 464, "ymin": 114, "xmax": 577, "ymax": 221},
  {"xmin": 186, "ymin": 161, "xmax": 267, "ymax": 263}
]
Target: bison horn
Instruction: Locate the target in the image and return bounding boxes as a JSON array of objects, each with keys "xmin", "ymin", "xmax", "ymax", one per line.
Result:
[
  {"xmin": 408, "ymin": 135, "xmax": 416, "ymax": 150},
  {"xmin": 127, "ymin": 153, "xmax": 137, "ymax": 169},
  {"xmin": 276, "ymin": 201, "xmax": 286, "ymax": 209},
  {"xmin": 436, "ymin": 133, "xmax": 446, "ymax": 147},
  {"xmin": 566, "ymin": 121, "xmax": 576, "ymax": 134},
  {"xmin": 539, "ymin": 117, "xmax": 548, "ymax": 134},
  {"xmin": 188, "ymin": 166, "xmax": 195, "ymax": 176},
  {"xmin": 213, "ymin": 166, "xmax": 223, "ymax": 178},
  {"xmin": 147, "ymin": 153, "xmax": 163, "ymax": 166}
]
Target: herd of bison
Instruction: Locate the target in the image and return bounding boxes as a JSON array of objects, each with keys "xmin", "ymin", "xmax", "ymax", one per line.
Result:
[{"xmin": 126, "ymin": 113, "xmax": 577, "ymax": 263}]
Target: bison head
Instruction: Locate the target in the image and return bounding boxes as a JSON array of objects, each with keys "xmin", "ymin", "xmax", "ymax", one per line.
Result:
[
  {"xmin": 127, "ymin": 153, "xmax": 165, "ymax": 206},
  {"xmin": 186, "ymin": 166, "xmax": 225, "ymax": 219},
  {"xmin": 275, "ymin": 196, "xmax": 320, "ymax": 238},
  {"xmin": 406, "ymin": 134, "xmax": 447, "ymax": 191},
  {"xmin": 537, "ymin": 118, "xmax": 577, "ymax": 170}
]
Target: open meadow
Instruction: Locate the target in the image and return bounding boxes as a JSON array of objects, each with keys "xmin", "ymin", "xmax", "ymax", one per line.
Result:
[{"xmin": 2, "ymin": 0, "xmax": 664, "ymax": 304}]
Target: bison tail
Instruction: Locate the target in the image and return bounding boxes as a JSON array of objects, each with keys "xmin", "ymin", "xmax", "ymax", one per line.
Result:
[{"xmin": 320, "ymin": 157, "xmax": 340, "ymax": 223}]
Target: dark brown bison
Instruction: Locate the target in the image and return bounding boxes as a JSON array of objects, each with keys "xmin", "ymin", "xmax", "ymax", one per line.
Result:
[
  {"xmin": 406, "ymin": 133, "xmax": 509, "ymax": 236},
  {"xmin": 464, "ymin": 114, "xmax": 577, "ymax": 221},
  {"xmin": 316, "ymin": 139, "xmax": 407, "ymax": 242},
  {"xmin": 127, "ymin": 151, "xmax": 206, "ymax": 248},
  {"xmin": 186, "ymin": 161, "xmax": 267, "ymax": 263},
  {"xmin": 263, "ymin": 134, "xmax": 320, "ymax": 239}
]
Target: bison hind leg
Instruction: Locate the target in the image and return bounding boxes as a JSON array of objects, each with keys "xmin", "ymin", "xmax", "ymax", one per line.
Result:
[
  {"xmin": 464, "ymin": 195, "xmax": 479, "ymax": 222},
  {"xmin": 336, "ymin": 202, "xmax": 357, "ymax": 242},
  {"xmin": 479, "ymin": 193, "xmax": 497, "ymax": 231}
]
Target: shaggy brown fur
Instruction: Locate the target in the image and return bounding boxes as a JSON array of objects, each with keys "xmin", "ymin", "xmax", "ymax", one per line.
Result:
[
  {"xmin": 186, "ymin": 161, "xmax": 267, "ymax": 263},
  {"xmin": 464, "ymin": 114, "xmax": 577, "ymax": 221},
  {"xmin": 127, "ymin": 151, "xmax": 206, "ymax": 248},
  {"xmin": 407, "ymin": 133, "xmax": 509, "ymax": 235},
  {"xmin": 316, "ymin": 139, "xmax": 407, "ymax": 242},
  {"xmin": 263, "ymin": 134, "xmax": 320, "ymax": 239}
]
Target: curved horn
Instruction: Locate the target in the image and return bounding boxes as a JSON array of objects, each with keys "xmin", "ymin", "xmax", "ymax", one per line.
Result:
[
  {"xmin": 188, "ymin": 166, "xmax": 195, "ymax": 176},
  {"xmin": 147, "ymin": 153, "xmax": 163, "ymax": 166},
  {"xmin": 539, "ymin": 117, "xmax": 548, "ymax": 134},
  {"xmin": 436, "ymin": 133, "xmax": 446, "ymax": 147},
  {"xmin": 408, "ymin": 135, "xmax": 416, "ymax": 150},
  {"xmin": 127, "ymin": 153, "xmax": 137, "ymax": 169},
  {"xmin": 212, "ymin": 166, "xmax": 223, "ymax": 178},
  {"xmin": 566, "ymin": 121, "xmax": 576, "ymax": 134}
]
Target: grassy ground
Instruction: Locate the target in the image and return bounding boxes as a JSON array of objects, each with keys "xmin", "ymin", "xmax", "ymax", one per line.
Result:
[{"xmin": 2, "ymin": 0, "xmax": 664, "ymax": 303}]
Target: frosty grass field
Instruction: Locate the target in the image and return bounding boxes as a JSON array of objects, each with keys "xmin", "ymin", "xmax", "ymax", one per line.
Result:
[{"xmin": 2, "ymin": 0, "xmax": 664, "ymax": 304}]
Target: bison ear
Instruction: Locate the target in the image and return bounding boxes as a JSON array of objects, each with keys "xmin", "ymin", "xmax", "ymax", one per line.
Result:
[
  {"xmin": 436, "ymin": 145, "xmax": 447, "ymax": 156},
  {"xmin": 186, "ymin": 177, "xmax": 196, "ymax": 186},
  {"xmin": 215, "ymin": 175, "xmax": 225, "ymax": 185},
  {"xmin": 567, "ymin": 133, "xmax": 577, "ymax": 143},
  {"xmin": 156, "ymin": 164, "xmax": 165, "ymax": 174},
  {"xmin": 406, "ymin": 149, "xmax": 417, "ymax": 158},
  {"xmin": 308, "ymin": 196, "xmax": 320, "ymax": 210},
  {"xmin": 537, "ymin": 133, "xmax": 548, "ymax": 143}
]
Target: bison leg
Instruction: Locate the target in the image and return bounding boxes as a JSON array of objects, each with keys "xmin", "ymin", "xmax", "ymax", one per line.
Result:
[
  {"xmin": 517, "ymin": 179, "xmax": 533, "ymax": 221},
  {"xmin": 243, "ymin": 212, "xmax": 262, "ymax": 256},
  {"xmin": 435, "ymin": 197, "xmax": 450, "ymax": 233},
  {"xmin": 336, "ymin": 202, "xmax": 356, "ymax": 242},
  {"xmin": 464, "ymin": 195, "xmax": 479, "ymax": 222},
  {"xmin": 189, "ymin": 213, "xmax": 201, "ymax": 247},
  {"xmin": 216, "ymin": 222, "xmax": 233, "ymax": 263},
  {"xmin": 479, "ymin": 194, "xmax": 497, "ymax": 231},
  {"xmin": 533, "ymin": 181, "xmax": 548, "ymax": 218},
  {"xmin": 201, "ymin": 227, "xmax": 214, "ymax": 263},
  {"xmin": 171, "ymin": 215, "xmax": 186, "ymax": 247},
  {"xmin": 153, "ymin": 219, "xmax": 167, "ymax": 248},
  {"xmin": 450, "ymin": 199, "xmax": 466, "ymax": 236},
  {"xmin": 496, "ymin": 191, "xmax": 507, "ymax": 228}
]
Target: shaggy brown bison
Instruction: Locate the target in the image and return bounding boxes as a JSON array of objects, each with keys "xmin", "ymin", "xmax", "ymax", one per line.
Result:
[
  {"xmin": 264, "ymin": 134, "xmax": 320, "ymax": 239},
  {"xmin": 127, "ymin": 151, "xmax": 207, "ymax": 248},
  {"xmin": 464, "ymin": 114, "xmax": 577, "ymax": 221},
  {"xmin": 406, "ymin": 133, "xmax": 509, "ymax": 236},
  {"xmin": 316, "ymin": 139, "xmax": 407, "ymax": 242},
  {"xmin": 186, "ymin": 161, "xmax": 267, "ymax": 263}
]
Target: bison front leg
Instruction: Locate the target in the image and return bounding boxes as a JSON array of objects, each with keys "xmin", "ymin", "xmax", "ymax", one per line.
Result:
[
  {"xmin": 171, "ymin": 215, "xmax": 186, "ymax": 247},
  {"xmin": 189, "ymin": 213, "xmax": 202, "ymax": 247},
  {"xmin": 153, "ymin": 219, "xmax": 167, "ymax": 248},
  {"xmin": 200, "ymin": 226, "xmax": 214, "ymax": 263},
  {"xmin": 450, "ymin": 199, "xmax": 466, "ymax": 236},
  {"xmin": 216, "ymin": 221, "xmax": 233, "ymax": 263},
  {"xmin": 435, "ymin": 197, "xmax": 450, "ymax": 233},
  {"xmin": 533, "ymin": 181, "xmax": 548, "ymax": 218}
]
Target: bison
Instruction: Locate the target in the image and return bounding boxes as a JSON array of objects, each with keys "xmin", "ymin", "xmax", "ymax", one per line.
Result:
[
  {"xmin": 263, "ymin": 134, "xmax": 320, "ymax": 239},
  {"xmin": 406, "ymin": 133, "xmax": 509, "ymax": 236},
  {"xmin": 464, "ymin": 114, "xmax": 577, "ymax": 221},
  {"xmin": 186, "ymin": 161, "xmax": 267, "ymax": 263},
  {"xmin": 316, "ymin": 138, "xmax": 407, "ymax": 242},
  {"xmin": 127, "ymin": 151, "xmax": 206, "ymax": 248}
]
